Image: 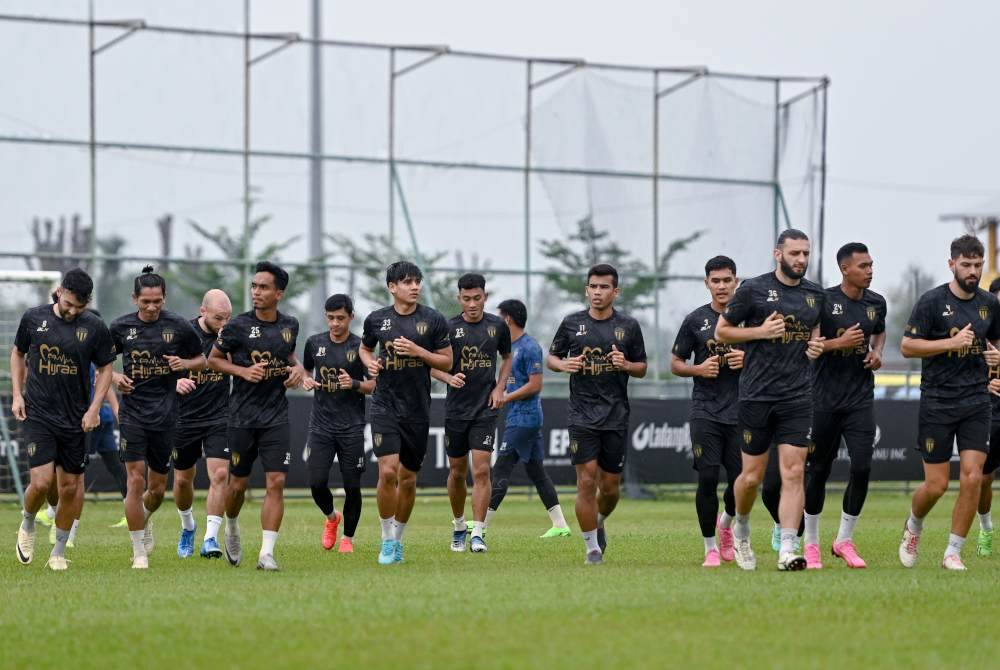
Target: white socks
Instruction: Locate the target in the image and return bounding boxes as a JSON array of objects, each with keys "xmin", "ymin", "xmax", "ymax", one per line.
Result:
[
  {"xmin": 393, "ymin": 520, "xmax": 407, "ymax": 541},
  {"xmin": 453, "ymin": 515, "xmax": 466, "ymax": 532},
  {"xmin": 718, "ymin": 511, "xmax": 734, "ymax": 529},
  {"xmin": 472, "ymin": 521, "xmax": 485, "ymax": 539},
  {"xmin": 943, "ymin": 533, "xmax": 965, "ymax": 559},
  {"xmin": 52, "ymin": 527, "xmax": 70, "ymax": 558},
  {"xmin": 260, "ymin": 530, "xmax": 278, "ymax": 557},
  {"xmin": 734, "ymin": 514, "xmax": 751, "ymax": 540},
  {"xmin": 68, "ymin": 518, "xmax": 79, "ymax": 543},
  {"xmin": 380, "ymin": 517, "xmax": 395, "ymax": 541},
  {"xmin": 143, "ymin": 505, "xmax": 154, "ymax": 525},
  {"xmin": 177, "ymin": 507, "xmax": 195, "ymax": 532},
  {"xmin": 906, "ymin": 511, "xmax": 924, "ymax": 536},
  {"xmin": 704, "ymin": 536, "xmax": 718, "ymax": 554},
  {"xmin": 547, "ymin": 504, "xmax": 569, "ymax": 529},
  {"xmin": 780, "ymin": 529, "xmax": 798, "ymax": 554},
  {"xmin": 980, "ymin": 512, "xmax": 993, "ymax": 532},
  {"xmin": 45, "ymin": 504, "xmax": 56, "ymax": 520},
  {"xmin": 837, "ymin": 512, "xmax": 860, "ymax": 543},
  {"xmin": 803, "ymin": 512, "xmax": 820, "ymax": 545},
  {"xmin": 130, "ymin": 530, "xmax": 146, "ymax": 558},
  {"xmin": 582, "ymin": 530, "xmax": 600, "ymax": 553},
  {"xmin": 205, "ymin": 515, "xmax": 223, "ymax": 542}
]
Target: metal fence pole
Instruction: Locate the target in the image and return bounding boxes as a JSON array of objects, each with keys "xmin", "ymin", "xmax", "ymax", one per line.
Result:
[
  {"xmin": 652, "ymin": 70, "xmax": 661, "ymax": 381},
  {"xmin": 524, "ymin": 60, "xmax": 532, "ymax": 313}
]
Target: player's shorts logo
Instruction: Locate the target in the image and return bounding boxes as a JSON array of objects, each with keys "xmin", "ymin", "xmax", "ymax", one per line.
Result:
[
  {"xmin": 866, "ymin": 306, "xmax": 877, "ymax": 321},
  {"xmin": 374, "ymin": 433, "xmax": 383, "ymax": 448},
  {"xmin": 743, "ymin": 430, "xmax": 753, "ymax": 446},
  {"xmin": 487, "ymin": 326, "xmax": 497, "ymax": 338},
  {"xmin": 925, "ymin": 438, "xmax": 935, "ymax": 453},
  {"xmin": 120, "ymin": 438, "xmax": 127, "ymax": 450},
  {"xmin": 171, "ymin": 449, "xmax": 178, "ymax": 461},
  {"xmin": 808, "ymin": 441, "xmax": 816, "ymax": 454},
  {"xmin": 416, "ymin": 321, "xmax": 428, "ymax": 336},
  {"xmin": 805, "ymin": 296, "xmax": 817, "ymax": 309},
  {"xmin": 483, "ymin": 435, "xmax": 493, "ymax": 446},
  {"xmin": 614, "ymin": 327, "xmax": 626, "ymax": 341},
  {"xmin": 231, "ymin": 452, "xmax": 241, "ymax": 466},
  {"xmin": 569, "ymin": 440, "xmax": 578, "ymax": 454},
  {"xmin": 692, "ymin": 444, "xmax": 702, "ymax": 458},
  {"xmin": 980, "ymin": 306, "xmax": 990, "ymax": 321},
  {"xmin": 346, "ymin": 350, "xmax": 357, "ymax": 363},
  {"xmin": 76, "ymin": 327, "xmax": 88, "ymax": 342},
  {"xmin": 26, "ymin": 442, "xmax": 36, "ymax": 457},
  {"xmin": 162, "ymin": 329, "xmax": 175, "ymax": 343},
  {"xmin": 444, "ymin": 435, "xmax": 450, "ymax": 448},
  {"xmin": 281, "ymin": 328, "xmax": 293, "ymax": 344}
]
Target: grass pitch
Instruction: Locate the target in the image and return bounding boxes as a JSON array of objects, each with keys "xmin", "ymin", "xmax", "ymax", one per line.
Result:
[{"xmin": 1, "ymin": 491, "xmax": 997, "ymax": 669}]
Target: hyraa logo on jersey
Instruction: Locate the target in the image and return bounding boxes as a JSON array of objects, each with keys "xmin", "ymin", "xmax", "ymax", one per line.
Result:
[{"xmin": 38, "ymin": 344, "xmax": 78, "ymax": 376}]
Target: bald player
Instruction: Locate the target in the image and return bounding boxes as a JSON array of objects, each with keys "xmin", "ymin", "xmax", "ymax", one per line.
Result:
[{"xmin": 173, "ymin": 290, "xmax": 234, "ymax": 559}]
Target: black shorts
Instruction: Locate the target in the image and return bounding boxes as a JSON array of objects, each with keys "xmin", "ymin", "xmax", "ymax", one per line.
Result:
[
  {"xmin": 173, "ymin": 423, "xmax": 229, "ymax": 471},
  {"xmin": 569, "ymin": 426, "xmax": 627, "ymax": 474},
  {"xmin": 371, "ymin": 419, "xmax": 430, "ymax": 473},
  {"xmin": 445, "ymin": 416, "xmax": 498, "ymax": 459},
  {"xmin": 23, "ymin": 420, "xmax": 86, "ymax": 475},
  {"xmin": 307, "ymin": 430, "xmax": 367, "ymax": 488},
  {"xmin": 809, "ymin": 405, "xmax": 876, "ymax": 471},
  {"xmin": 228, "ymin": 424, "xmax": 290, "ymax": 477},
  {"xmin": 985, "ymin": 422, "xmax": 1000, "ymax": 475},
  {"xmin": 120, "ymin": 424, "xmax": 175, "ymax": 475},
  {"xmin": 918, "ymin": 399, "xmax": 990, "ymax": 464},
  {"xmin": 739, "ymin": 399, "xmax": 813, "ymax": 456},
  {"xmin": 689, "ymin": 419, "xmax": 742, "ymax": 475}
]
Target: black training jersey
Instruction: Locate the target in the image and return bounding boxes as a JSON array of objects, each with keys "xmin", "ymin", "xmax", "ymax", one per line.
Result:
[
  {"xmin": 361, "ymin": 303, "xmax": 450, "ymax": 422},
  {"xmin": 110, "ymin": 310, "xmax": 203, "ymax": 429},
  {"xmin": 303, "ymin": 332, "xmax": 368, "ymax": 433},
  {"xmin": 813, "ymin": 286, "xmax": 887, "ymax": 411},
  {"xmin": 905, "ymin": 283, "xmax": 1000, "ymax": 403},
  {"xmin": 178, "ymin": 317, "xmax": 230, "ymax": 428},
  {"xmin": 443, "ymin": 312, "xmax": 512, "ymax": 421},
  {"xmin": 672, "ymin": 304, "xmax": 740, "ymax": 425},
  {"xmin": 722, "ymin": 271, "xmax": 825, "ymax": 403},
  {"xmin": 14, "ymin": 305, "xmax": 116, "ymax": 431},
  {"xmin": 215, "ymin": 310, "xmax": 299, "ymax": 428},
  {"xmin": 549, "ymin": 309, "xmax": 647, "ymax": 430}
]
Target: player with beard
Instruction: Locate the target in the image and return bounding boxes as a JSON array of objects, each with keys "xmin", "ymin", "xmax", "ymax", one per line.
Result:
[
  {"xmin": 975, "ymin": 276, "xmax": 1000, "ymax": 557},
  {"xmin": 899, "ymin": 235, "xmax": 1000, "ymax": 571},
  {"xmin": 360, "ymin": 261, "xmax": 452, "ymax": 566},
  {"xmin": 110, "ymin": 267, "xmax": 206, "ymax": 569},
  {"xmin": 172, "ymin": 289, "xmax": 233, "ymax": 559},
  {"xmin": 671, "ymin": 255, "xmax": 744, "ymax": 567},
  {"xmin": 12, "ymin": 269, "xmax": 115, "ymax": 570},
  {"xmin": 801, "ymin": 243, "xmax": 887, "ymax": 569},
  {"xmin": 209, "ymin": 262, "xmax": 306, "ymax": 571},
  {"xmin": 548, "ymin": 264, "xmax": 647, "ymax": 565},
  {"xmin": 716, "ymin": 229, "xmax": 826, "ymax": 572}
]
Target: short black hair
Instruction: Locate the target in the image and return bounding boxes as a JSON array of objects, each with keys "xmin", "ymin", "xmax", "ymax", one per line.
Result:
[
  {"xmin": 989, "ymin": 277, "xmax": 1000, "ymax": 294},
  {"xmin": 836, "ymin": 242, "xmax": 869, "ymax": 266},
  {"xmin": 704, "ymin": 255, "xmax": 736, "ymax": 277},
  {"xmin": 497, "ymin": 299, "xmax": 527, "ymax": 329},
  {"xmin": 587, "ymin": 263, "xmax": 619, "ymax": 288},
  {"xmin": 951, "ymin": 234, "xmax": 985, "ymax": 260},
  {"xmin": 133, "ymin": 265, "xmax": 167, "ymax": 297},
  {"xmin": 386, "ymin": 261, "xmax": 423, "ymax": 286},
  {"xmin": 60, "ymin": 268, "xmax": 94, "ymax": 304},
  {"xmin": 254, "ymin": 261, "xmax": 289, "ymax": 291},
  {"xmin": 457, "ymin": 273, "xmax": 486, "ymax": 292},
  {"xmin": 324, "ymin": 293, "xmax": 354, "ymax": 315},
  {"xmin": 776, "ymin": 228, "xmax": 809, "ymax": 248}
]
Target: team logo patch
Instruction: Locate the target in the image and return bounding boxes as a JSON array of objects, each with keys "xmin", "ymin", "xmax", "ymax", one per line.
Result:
[
  {"xmin": 26, "ymin": 442, "xmax": 36, "ymax": 457},
  {"xmin": 692, "ymin": 444, "xmax": 702, "ymax": 458},
  {"xmin": 487, "ymin": 326, "xmax": 497, "ymax": 338},
  {"xmin": 416, "ymin": 321, "xmax": 428, "ymax": 336},
  {"xmin": 743, "ymin": 430, "xmax": 753, "ymax": 446},
  {"xmin": 162, "ymin": 329, "xmax": 175, "ymax": 343},
  {"xmin": 925, "ymin": 438, "xmax": 935, "ymax": 453},
  {"xmin": 808, "ymin": 441, "xmax": 816, "ymax": 454},
  {"xmin": 75, "ymin": 327, "xmax": 89, "ymax": 342},
  {"xmin": 980, "ymin": 306, "xmax": 990, "ymax": 321},
  {"xmin": 444, "ymin": 435, "xmax": 450, "ymax": 448},
  {"xmin": 231, "ymin": 452, "xmax": 241, "ymax": 466},
  {"xmin": 120, "ymin": 438, "xmax": 127, "ymax": 450},
  {"xmin": 569, "ymin": 440, "xmax": 579, "ymax": 454},
  {"xmin": 346, "ymin": 350, "xmax": 357, "ymax": 363},
  {"xmin": 805, "ymin": 296, "xmax": 816, "ymax": 309},
  {"xmin": 866, "ymin": 306, "xmax": 877, "ymax": 321},
  {"xmin": 281, "ymin": 328, "xmax": 293, "ymax": 343},
  {"xmin": 374, "ymin": 433, "xmax": 383, "ymax": 448},
  {"xmin": 614, "ymin": 327, "xmax": 626, "ymax": 342},
  {"xmin": 171, "ymin": 449, "xmax": 178, "ymax": 461}
]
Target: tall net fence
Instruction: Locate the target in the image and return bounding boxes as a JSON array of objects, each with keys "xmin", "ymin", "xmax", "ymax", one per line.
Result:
[{"xmin": 0, "ymin": 2, "xmax": 828, "ymax": 393}]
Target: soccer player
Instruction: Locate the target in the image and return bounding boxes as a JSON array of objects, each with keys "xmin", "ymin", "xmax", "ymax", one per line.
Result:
[
  {"xmin": 12, "ymin": 268, "xmax": 115, "ymax": 570},
  {"xmin": 547, "ymin": 264, "xmax": 647, "ymax": 565},
  {"xmin": 486, "ymin": 299, "xmax": 571, "ymax": 538},
  {"xmin": 975, "ymin": 276, "xmax": 1000, "ymax": 557},
  {"xmin": 899, "ymin": 234, "xmax": 1000, "ymax": 571},
  {"xmin": 802, "ymin": 242, "xmax": 887, "ymax": 569},
  {"xmin": 360, "ymin": 261, "xmax": 452, "ymax": 566},
  {"xmin": 715, "ymin": 229, "xmax": 826, "ymax": 572},
  {"xmin": 302, "ymin": 294, "xmax": 374, "ymax": 554},
  {"xmin": 208, "ymin": 262, "xmax": 306, "ymax": 571},
  {"xmin": 110, "ymin": 267, "xmax": 205, "ymax": 569},
  {"xmin": 671, "ymin": 255, "xmax": 744, "ymax": 567},
  {"xmin": 172, "ymin": 289, "xmax": 233, "ymax": 559},
  {"xmin": 431, "ymin": 274, "xmax": 512, "ymax": 554}
]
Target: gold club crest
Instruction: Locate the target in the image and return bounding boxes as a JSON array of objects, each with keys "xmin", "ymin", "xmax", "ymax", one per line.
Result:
[
  {"xmin": 161, "ymin": 329, "xmax": 175, "ymax": 343},
  {"xmin": 346, "ymin": 350, "xmax": 357, "ymax": 363},
  {"xmin": 805, "ymin": 296, "xmax": 817, "ymax": 309},
  {"xmin": 866, "ymin": 306, "xmax": 877, "ymax": 321},
  {"xmin": 614, "ymin": 327, "xmax": 626, "ymax": 342},
  {"xmin": 569, "ymin": 440, "xmax": 579, "ymax": 454},
  {"xmin": 231, "ymin": 452, "xmax": 241, "ymax": 466},
  {"xmin": 171, "ymin": 449, "xmax": 178, "ymax": 461},
  {"xmin": 26, "ymin": 442, "xmax": 37, "ymax": 457},
  {"xmin": 925, "ymin": 438, "xmax": 935, "ymax": 453},
  {"xmin": 281, "ymin": 328, "xmax": 293, "ymax": 343},
  {"xmin": 374, "ymin": 433, "xmax": 384, "ymax": 448},
  {"xmin": 692, "ymin": 444, "xmax": 703, "ymax": 458},
  {"xmin": 75, "ymin": 327, "xmax": 88, "ymax": 342},
  {"xmin": 743, "ymin": 430, "xmax": 753, "ymax": 446},
  {"xmin": 980, "ymin": 306, "xmax": 990, "ymax": 320},
  {"xmin": 487, "ymin": 326, "xmax": 497, "ymax": 338},
  {"xmin": 416, "ymin": 321, "xmax": 428, "ymax": 336}
]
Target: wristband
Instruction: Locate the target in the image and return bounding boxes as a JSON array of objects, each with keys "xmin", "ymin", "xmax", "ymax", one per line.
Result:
[{"xmin": 351, "ymin": 379, "xmax": 360, "ymax": 391}]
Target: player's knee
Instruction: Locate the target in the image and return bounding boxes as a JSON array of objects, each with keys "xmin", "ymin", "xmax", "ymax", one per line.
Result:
[
  {"xmin": 472, "ymin": 464, "xmax": 490, "ymax": 487},
  {"xmin": 739, "ymin": 469, "xmax": 763, "ymax": 489},
  {"xmin": 209, "ymin": 469, "xmax": 228, "ymax": 489},
  {"xmin": 577, "ymin": 473, "xmax": 597, "ymax": 497},
  {"xmin": 378, "ymin": 466, "xmax": 398, "ymax": 488},
  {"xmin": 926, "ymin": 478, "xmax": 949, "ymax": 498},
  {"xmin": 227, "ymin": 476, "xmax": 249, "ymax": 494},
  {"xmin": 147, "ymin": 479, "xmax": 166, "ymax": 498},
  {"xmin": 398, "ymin": 475, "xmax": 417, "ymax": 494},
  {"xmin": 697, "ymin": 467, "xmax": 721, "ymax": 491},
  {"xmin": 781, "ymin": 460, "xmax": 805, "ymax": 484},
  {"xmin": 960, "ymin": 468, "xmax": 983, "ymax": 489},
  {"xmin": 57, "ymin": 477, "xmax": 79, "ymax": 501},
  {"xmin": 32, "ymin": 473, "xmax": 54, "ymax": 494},
  {"xmin": 849, "ymin": 464, "xmax": 871, "ymax": 482},
  {"xmin": 265, "ymin": 473, "xmax": 286, "ymax": 493}
]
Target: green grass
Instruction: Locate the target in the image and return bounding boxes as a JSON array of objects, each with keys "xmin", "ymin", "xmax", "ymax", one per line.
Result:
[{"xmin": 2, "ymin": 491, "xmax": 997, "ymax": 670}]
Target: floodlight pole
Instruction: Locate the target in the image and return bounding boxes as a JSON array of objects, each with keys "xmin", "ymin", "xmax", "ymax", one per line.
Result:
[
  {"xmin": 818, "ymin": 79, "xmax": 829, "ymax": 285},
  {"xmin": 773, "ymin": 80, "xmax": 781, "ymax": 242}
]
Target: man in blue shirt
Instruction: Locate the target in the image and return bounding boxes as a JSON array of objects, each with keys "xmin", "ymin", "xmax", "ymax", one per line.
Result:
[{"xmin": 485, "ymin": 299, "xmax": 570, "ymax": 538}]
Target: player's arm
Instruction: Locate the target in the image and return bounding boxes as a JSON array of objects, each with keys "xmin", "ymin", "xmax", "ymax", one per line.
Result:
[
  {"xmin": 359, "ymin": 342, "xmax": 382, "ymax": 379},
  {"xmin": 421, "ymin": 345, "xmax": 453, "ymax": 372},
  {"xmin": 716, "ymin": 312, "xmax": 784, "ymax": 344},
  {"xmin": 431, "ymin": 367, "xmax": 462, "ymax": 387},
  {"xmin": 104, "ymin": 383, "xmax": 120, "ymax": 422},
  {"xmin": 670, "ymin": 353, "xmax": 719, "ymax": 379},
  {"xmin": 823, "ymin": 323, "xmax": 866, "ymax": 352},
  {"xmin": 208, "ymin": 346, "xmax": 262, "ymax": 382},
  {"xmin": 901, "ymin": 328, "xmax": 972, "ymax": 358},
  {"xmin": 83, "ymin": 362, "xmax": 114, "ymax": 431},
  {"xmin": 489, "ymin": 352, "xmax": 514, "ymax": 409},
  {"xmin": 283, "ymin": 352, "xmax": 307, "ymax": 388},
  {"xmin": 547, "ymin": 319, "xmax": 583, "ymax": 374},
  {"xmin": 9, "ymin": 348, "xmax": 27, "ymax": 421},
  {"xmin": 504, "ymin": 373, "xmax": 542, "ymax": 402}
]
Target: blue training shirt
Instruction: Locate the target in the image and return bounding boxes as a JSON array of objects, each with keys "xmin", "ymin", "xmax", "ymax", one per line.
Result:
[{"xmin": 504, "ymin": 333, "xmax": 544, "ymax": 428}]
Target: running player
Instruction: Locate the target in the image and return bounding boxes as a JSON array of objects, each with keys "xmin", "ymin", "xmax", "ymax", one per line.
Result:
[
  {"xmin": 12, "ymin": 268, "xmax": 115, "ymax": 570},
  {"xmin": 360, "ymin": 261, "xmax": 452, "ymax": 566},
  {"xmin": 110, "ymin": 267, "xmax": 205, "ymax": 569},
  {"xmin": 899, "ymin": 234, "xmax": 1000, "ymax": 571},
  {"xmin": 802, "ymin": 242, "xmax": 886, "ymax": 569},
  {"xmin": 671, "ymin": 255, "xmax": 744, "ymax": 567},
  {"xmin": 547, "ymin": 264, "xmax": 647, "ymax": 565},
  {"xmin": 716, "ymin": 229, "xmax": 826, "ymax": 571},
  {"xmin": 432, "ymin": 274, "xmax": 512, "ymax": 554},
  {"xmin": 486, "ymin": 299, "xmax": 571, "ymax": 538},
  {"xmin": 209, "ymin": 262, "xmax": 306, "ymax": 571},
  {"xmin": 302, "ymin": 294, "xmax": 373, "ymax": 554},
  {"xmin": 976, "ymin": 276, "xmax": 1000, "ymax": 557},
  {"xmin": 172, "ymin": 289, "xmax": 233, "ymax": 559}
]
